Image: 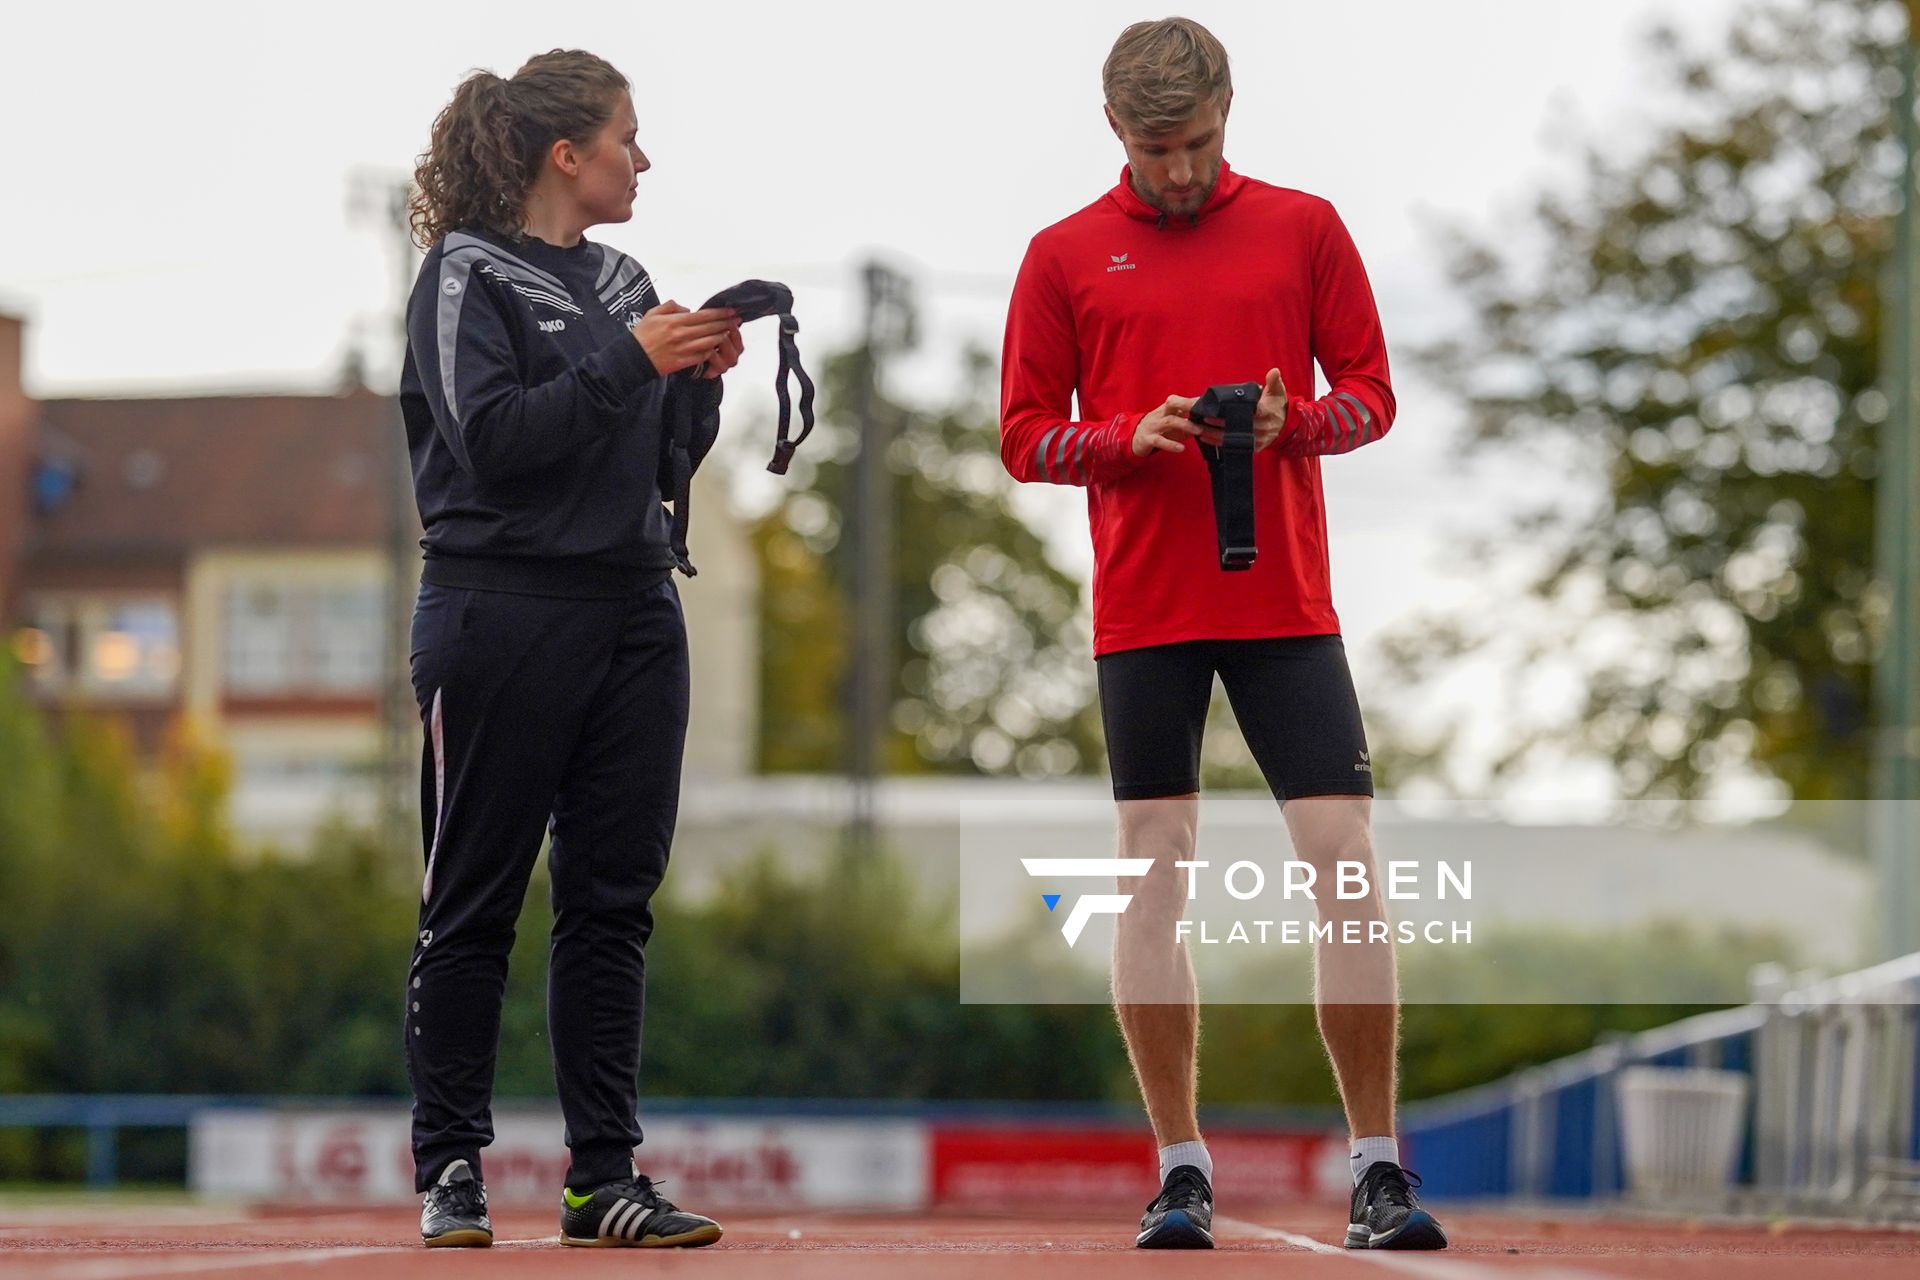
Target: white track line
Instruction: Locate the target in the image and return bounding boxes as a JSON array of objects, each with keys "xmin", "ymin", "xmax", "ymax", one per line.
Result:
[
  {"xmin": 23, "ymin": 1235, "xmax": 563, "ymax": 1278},
  {"xmin": 1217, "ymin": 1215, "xmax": 1617, "ymax": 1280},
  {"xmin": 27, "ymin": 1245, "xmax": 405, "ymax": 1280},
  {"xmin": 0, "ymin": 1207, "xmax": 404, "ymax": 1237},
  {"xmin": 1215, "ymin": 1214, "xmax": 1345, "ymax": 1255},
  {"xmin": 0, "ymin": 1214, "xmax": 258, "ymax": 1236}
]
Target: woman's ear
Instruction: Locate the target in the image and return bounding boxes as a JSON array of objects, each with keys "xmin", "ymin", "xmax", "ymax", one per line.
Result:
[{"xmin": 549, "ymin": 136, "xmax": 581, "ymax": 178}]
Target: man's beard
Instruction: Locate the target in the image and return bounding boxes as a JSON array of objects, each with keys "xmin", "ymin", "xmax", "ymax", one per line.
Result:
[{"xmin": 1135, "ymin": 166, "xmax": 1219, "ymax": 216}]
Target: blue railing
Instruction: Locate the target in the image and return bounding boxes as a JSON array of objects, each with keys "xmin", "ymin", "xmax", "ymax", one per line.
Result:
[
  {"xmin": 0, "ymin": 1094, "xmax": 248, "ymax": 1189},
  {"xmin": 1401, "ymin": 1005, "xmax": 1767, "ymax": 1202},
  {"xmin": 1404, "ymin": 955, "xmax": 1920, "ymax": 1208}
]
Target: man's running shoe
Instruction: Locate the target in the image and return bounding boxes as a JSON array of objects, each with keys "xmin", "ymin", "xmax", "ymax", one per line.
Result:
[
  {"xmin": 559, "ymin": 1174, "xmax": 723, "ymax": 1248},
  {"xmin": 420, "ymin": 1159, "xmax": 492, "ymax": 1248},
  {"xmin": 1135, "ymin": 1163, "xmax": 1215, "ymax": 1249},
  {"xmin": 1345, "ymin": 1162, "xmax": 1447, "ymax": 1250}
]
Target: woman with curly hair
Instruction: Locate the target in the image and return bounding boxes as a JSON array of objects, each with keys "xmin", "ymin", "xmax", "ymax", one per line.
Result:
[{"xmin": 399, "ymin": 48, "xmax": 737, "ymax": 1250}]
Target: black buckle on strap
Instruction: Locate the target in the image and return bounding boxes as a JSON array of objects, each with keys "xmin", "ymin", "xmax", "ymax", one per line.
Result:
[{"xmin": 1191, "ymin": 381, "xmax": 1261, "ymax": 572}]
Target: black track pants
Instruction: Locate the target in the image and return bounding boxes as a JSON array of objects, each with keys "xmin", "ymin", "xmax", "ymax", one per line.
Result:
[{"xmin": 404, "ymin": 575, "xmax": 688, "ymax": 1193}]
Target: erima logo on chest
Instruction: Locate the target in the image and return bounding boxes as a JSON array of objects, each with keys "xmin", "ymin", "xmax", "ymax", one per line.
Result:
[
  {"xmin": 1107, "ymin": 252, "xmax": 1136, "ymax": 273},
  {"xmin": 537, "ymin": 318, "xmax": 567, "ymax": 333}
]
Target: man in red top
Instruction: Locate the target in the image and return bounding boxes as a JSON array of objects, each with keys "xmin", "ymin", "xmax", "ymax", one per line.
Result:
[{"xmin": 1000, "ymin": 18, "xmax": 1446, "ymax": 1253}]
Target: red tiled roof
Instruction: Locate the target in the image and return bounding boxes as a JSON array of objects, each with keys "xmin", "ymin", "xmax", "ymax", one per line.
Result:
[{"xmin": 26, "ymin": 391, "xmax": 415, "ymax": 558}]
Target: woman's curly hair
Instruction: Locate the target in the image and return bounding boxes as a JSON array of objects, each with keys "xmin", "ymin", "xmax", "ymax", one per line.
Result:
[{"xmin": 409, "ymin": 49, "xmax": 630, "ymax": 249}]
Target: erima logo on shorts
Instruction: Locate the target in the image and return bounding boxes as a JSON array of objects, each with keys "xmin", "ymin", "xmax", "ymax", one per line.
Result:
[
  {"xmin": 1356, "ymin": 750, "xmax": 1372, "ymax": 774},
  {"xmin": 1022, "ymin": 857, "xmax": 1154, "ymax": 946},
  {"xmin": 1107, "ymin": 252, "xmax": 1136, "ymax": 273}
]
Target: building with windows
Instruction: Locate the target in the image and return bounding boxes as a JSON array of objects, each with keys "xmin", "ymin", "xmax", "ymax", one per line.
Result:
[
  {"xmin": 0, "ymin": 312, "xmax": 758, "ymax": 842},
  {"xmin": 14, "ymin": 383, "xmax": 394, "ymax": 769}
]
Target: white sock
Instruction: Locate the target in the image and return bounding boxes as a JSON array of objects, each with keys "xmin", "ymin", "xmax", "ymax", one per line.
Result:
[
  {"xmin": 1158, "ymin": 1140, "xmax": 1213, "ymax": 1184},
  {"xmin": 1350, "ymin": 1136, "xmax": 1400, "ymax": 1185}
]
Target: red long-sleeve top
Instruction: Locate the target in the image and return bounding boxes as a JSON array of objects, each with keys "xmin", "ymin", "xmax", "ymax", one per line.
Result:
[{"xmin": 1000, "ymin": 162, "xmax": 1395, "ymax": 656}]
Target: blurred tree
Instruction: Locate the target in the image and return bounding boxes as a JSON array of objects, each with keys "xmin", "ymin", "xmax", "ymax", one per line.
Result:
[
  {"xmin": 1379, "ymin": 0, "xmax": 1906, "ymax": 815},
  {"xmin": 753, "ymin": 313, "xmax": 1103, "ymax": 779}
]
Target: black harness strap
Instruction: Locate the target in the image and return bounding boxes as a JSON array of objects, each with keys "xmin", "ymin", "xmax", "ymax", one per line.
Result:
[
  {"xmin": 1192, "ymin": 381, "xmax": 1261, "ymax": 571},
  {"xmin": 663, "ymin": 279, "xmax": 815, "ymax": 576},
  {"xmin": 766, "ymin": 313, "xmax": 817, "ymax": 475},
  {"xmin": 667, "ymin": 384, "xmax": 698, "ymax": 575}
]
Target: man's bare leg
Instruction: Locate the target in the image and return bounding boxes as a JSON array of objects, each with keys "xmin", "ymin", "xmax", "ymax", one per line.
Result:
[
  {"xmin": 1285, "ymin": 795, "xmax": 1445, "ymax": 1250},
  {"xmin": 1282, "ymin": 795, "xmax": 1398, "ymax": 1141},
  {"xmin": 1111, "ymin": 794, "xmax": 1202, "ymax": 1146}
]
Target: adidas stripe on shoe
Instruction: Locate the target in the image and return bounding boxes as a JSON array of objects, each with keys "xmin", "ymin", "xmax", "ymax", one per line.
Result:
[{"xmin": 559, "ymin": 1174, "xmax": 722, "ymax": 1248}]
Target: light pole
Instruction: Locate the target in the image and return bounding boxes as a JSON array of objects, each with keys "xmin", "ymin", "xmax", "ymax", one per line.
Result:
[
  {"xmin": 1871, "ymin": 1, "xmax": 1920, "ymax": 957},
  {"xmin": 845, "ymin": 261, "xmax": 915, "ymax": 854},
  {"xmin": 348, "ymin": 170, "xmax": 424, "ymax": 859}
]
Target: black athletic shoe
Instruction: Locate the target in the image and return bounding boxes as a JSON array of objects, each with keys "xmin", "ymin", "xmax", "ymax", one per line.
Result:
[
  {"xmin": 1135, "ymin": 1163, "xmax": 1215, "ymax": 1249},
  {"xmin": 419, "ymin": 1159, "xmax": 492, "ymax": 1248},
  {"xmin": 1345, "ymin": 1162, "xmax": 1447, "ymax": 1250},
  {"xmin": 560, "ymin": 1174, "xmax": 723, "ymax": 1248}
]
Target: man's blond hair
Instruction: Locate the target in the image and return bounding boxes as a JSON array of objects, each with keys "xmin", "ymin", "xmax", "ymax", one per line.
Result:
[{"xmin": 1102, "ymin": 17, "xmax": 1232, "ymax": 136}]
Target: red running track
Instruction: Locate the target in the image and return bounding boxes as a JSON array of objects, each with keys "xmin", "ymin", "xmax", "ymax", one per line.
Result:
[{"xmin": 0, "ymin": 1199, "xmax": 1914, "ymax": 1278}]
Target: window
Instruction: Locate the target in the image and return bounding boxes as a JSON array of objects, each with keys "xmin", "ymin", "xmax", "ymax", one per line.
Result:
[
  {"xmin": 225, "ymin": 582, "xmax": 295, "ymax": 693},
  {"xmin": 222, "ymin": 579, "xmax": 384, "ymax": 696},
  {"xmin": 13, "ymin": 599, "xmax": 76, "ymax": 688},
  {"xmin": 13, "ymin": 595, "xmax": 180, "ymax": 697},
  {"xmin": 308, "ymin": 584, "xmax": 384, "ymax": 692},
  {"xmin": 86, "ymin": 601, "xmax": 181, "ymax": 694}
]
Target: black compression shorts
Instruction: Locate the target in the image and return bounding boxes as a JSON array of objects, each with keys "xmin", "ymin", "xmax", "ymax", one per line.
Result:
[{"xmin": 1095, "ymin": 635, "xmax": 1373, "ymax": 802}]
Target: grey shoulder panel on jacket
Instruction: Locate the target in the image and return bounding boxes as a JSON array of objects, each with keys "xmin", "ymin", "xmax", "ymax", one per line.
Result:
[
  {"xmin": 441, "ymin": 231, "xmax": 573, "ymax": 292},
  {"xmin": 595, "ymin": 249, "xmax": 655, "ymax": 318},
  {"xmin": 440, "ymin": 232, "xmax": 585, "ymax": 318}
]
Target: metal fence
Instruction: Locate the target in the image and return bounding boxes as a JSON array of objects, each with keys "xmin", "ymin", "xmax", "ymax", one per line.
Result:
[
  {"xmin": 0, "ymin": 1094, "xmax": 236, "ymax": 1188},
  {"xmin": 1403, "ymin": 952, "xmax": 1920, "ymax": 1221}
]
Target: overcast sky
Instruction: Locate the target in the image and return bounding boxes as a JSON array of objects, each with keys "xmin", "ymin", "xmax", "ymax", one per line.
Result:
[{"xmin": 0, "ymin": 0, "xmax": 1758, "ymax": 814}]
